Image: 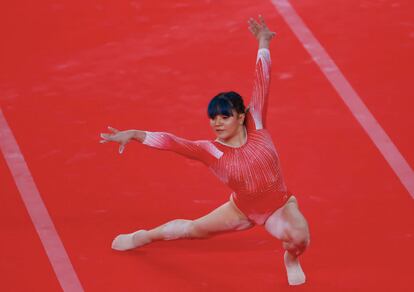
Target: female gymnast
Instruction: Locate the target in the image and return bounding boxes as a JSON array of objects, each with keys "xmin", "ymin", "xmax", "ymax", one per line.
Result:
[{"xmin": 100, "ymin": 16, "xmax": 310, "ymax": 286}]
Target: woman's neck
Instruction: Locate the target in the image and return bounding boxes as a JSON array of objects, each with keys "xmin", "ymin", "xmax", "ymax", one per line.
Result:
[{"xmin": 217, "ymin": 126, "xmax": 247, "ymax": 147}]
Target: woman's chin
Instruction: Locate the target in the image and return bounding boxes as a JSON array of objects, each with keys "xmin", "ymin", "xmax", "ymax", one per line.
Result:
[
  {"xmin": 216, "ymin": 133, "xmax": 231, "ymax": 142},
  {"xmin": 216, "ymin": 132, "xmax": 226, "ymax": 140}
]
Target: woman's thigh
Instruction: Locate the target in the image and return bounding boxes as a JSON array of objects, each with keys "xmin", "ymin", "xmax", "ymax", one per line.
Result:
[
  {"xmin": 193, "ymin": 200, "xmax": 253, "ymax": 235},
  {"xmin": 264, "ymin": 196, "xmax": 309, "ymax": 241}
]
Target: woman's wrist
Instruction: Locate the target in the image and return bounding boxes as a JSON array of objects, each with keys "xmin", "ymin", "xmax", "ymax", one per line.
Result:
[
  {"xmin": 258, "ymin": 34, "xmax": 273, "ymax": 48},
  {"xmin": 258, "ymin": 38, "xmax": 271, "ymax": 49}
]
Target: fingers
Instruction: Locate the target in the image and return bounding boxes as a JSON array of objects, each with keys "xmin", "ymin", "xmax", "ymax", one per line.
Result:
[
  {"xmin": 248, "ymin": 25, "xmax": 257, "ymax": 36},
  {"xmin": 259, "ymin": 14, "xmax": 266, "ymax": 26},
  {"xmin": 248, "ymin": 19, "xmax": 260, "ymax": 38},
  {"xmin": 248, "ymin": 16, "xmax": 265, "ymax": 29},
  {"xmin": 248, "ymin": 17, "xmax": 260, "ymax": 30},
  {"xmin": 100, "ymin": 133, "xmax": 112, "ymax": 141},
  {"xmin": 100, "ymin": 126, "xmax": 119, "ymax": 142},
  {"xmin": 108, "ymin": 126, "xmax": 119, "ymax": 134},
  {"xmin": 99, "ymin": 133, "xmax": 126, "ymax": 154},
  {"xmin": 119, "ymin": 144, "xmax": 125, "ymax": 154},
  {"xmin": 248, "ymin": 15, "xmax": 276, "ymax": 41},
  {"xmin": 100, "ymin": 126, "xmax": 126, "ymax": 154},
  {"xmin": 258, "ymin": 16, "xmax": 275, "ymax": 37},
  {"xmin": 248, "ymin": 15, "xmax": 269, "ymax": 38}
]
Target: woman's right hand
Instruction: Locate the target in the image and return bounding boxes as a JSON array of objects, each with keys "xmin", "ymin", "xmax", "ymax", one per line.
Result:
[
  {"xmin": 100, "ymin": 126, "xmax": 138, "ymax": 154},
  {"xmin": 248, "ymin": 15, "xmax": 276, "ymax": 48}
]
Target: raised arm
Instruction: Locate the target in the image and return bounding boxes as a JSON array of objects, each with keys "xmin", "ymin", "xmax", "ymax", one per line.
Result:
[
  {"xmin": 247, "ymin": 16, "xmax": 276, "ymax": 130},
  {"xmin": 100, "ymin": 127, "xmax": 222, "ymax": 165}
]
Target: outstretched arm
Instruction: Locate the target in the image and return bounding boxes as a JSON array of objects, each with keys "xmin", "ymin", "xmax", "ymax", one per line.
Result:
[
  {"xmin": 100, "ymin": 127, "xmax": 221, "ymax": 164},
  {"xmin": 247, "ymin": 15, "xmax": 276, "ymax": 130}
]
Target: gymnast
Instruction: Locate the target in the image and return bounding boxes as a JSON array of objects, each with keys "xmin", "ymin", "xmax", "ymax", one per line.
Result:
[{"xmin": 100, "ymin": 15, "xmax": 310, "ymax": 286}]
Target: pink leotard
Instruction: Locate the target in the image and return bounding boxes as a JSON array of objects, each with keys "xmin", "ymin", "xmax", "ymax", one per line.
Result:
[{"xmin": 142, "ymin": 48, "xmax": 291, "ymax": 225}]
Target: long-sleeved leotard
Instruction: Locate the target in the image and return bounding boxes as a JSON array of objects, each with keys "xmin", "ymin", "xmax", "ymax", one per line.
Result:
[{"xmin": 142, "ymin": 48, "xmax": 291, "ymax": 225}]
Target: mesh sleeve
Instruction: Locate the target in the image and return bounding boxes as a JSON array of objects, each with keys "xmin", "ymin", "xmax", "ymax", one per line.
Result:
[
  {"xmin": 248, "ymin": 48, "xmax": 271, "ymax": 130},
  {"xmin": 142, "ymin": 131, "xmax": 222, "ymax": 165}
]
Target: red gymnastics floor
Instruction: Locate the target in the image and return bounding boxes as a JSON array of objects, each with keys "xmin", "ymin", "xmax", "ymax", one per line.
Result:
[{"xmin": 1, "ymin": 0, "xmax": 413, "ymax": 291}]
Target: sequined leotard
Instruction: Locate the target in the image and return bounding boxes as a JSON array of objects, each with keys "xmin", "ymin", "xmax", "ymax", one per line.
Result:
[{"xmin": 142, "ymin": 48, "xmax": 291, "ymax": 225}]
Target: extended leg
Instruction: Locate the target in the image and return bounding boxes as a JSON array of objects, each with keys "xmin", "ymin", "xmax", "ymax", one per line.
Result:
[
  {"xmin": 112, "ymin": 200, "xmax": 253, "ymax": 251},
  {"xmin": 264, "ymin": 196, "xmax": 310, "ymax": 285}
]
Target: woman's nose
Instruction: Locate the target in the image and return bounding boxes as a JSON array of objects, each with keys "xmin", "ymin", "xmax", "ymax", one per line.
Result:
[{"xmin": 214, "ymin": 117, "xmax": 222, "ymax": 126}]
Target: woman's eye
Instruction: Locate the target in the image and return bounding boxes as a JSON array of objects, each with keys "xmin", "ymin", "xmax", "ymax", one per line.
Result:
[{"xmin": 222, "ymin": 116, "xmax": 230, "ymax": 119}]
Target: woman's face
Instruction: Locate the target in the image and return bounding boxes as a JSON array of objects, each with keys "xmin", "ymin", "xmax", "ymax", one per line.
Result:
[{"xmin": 209, "ymin": 110, "xmax": 245, "ymax": 141}]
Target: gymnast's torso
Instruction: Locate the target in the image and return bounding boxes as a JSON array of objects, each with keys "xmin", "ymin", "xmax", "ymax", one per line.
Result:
[{"xmin": 209, "ymin": 112, "xmax": 291, "ymax": 224}]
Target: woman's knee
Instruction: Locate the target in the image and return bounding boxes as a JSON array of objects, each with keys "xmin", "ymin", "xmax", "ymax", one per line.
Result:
[{"xmin": 286, "ymin": 227, "xmax": 310, "ymax": 253}]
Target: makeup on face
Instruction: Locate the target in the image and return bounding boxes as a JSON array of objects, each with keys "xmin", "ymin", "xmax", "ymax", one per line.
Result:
[{"xmin": 210, "ymin": 111, "xmax": 245, "ymax": 143}]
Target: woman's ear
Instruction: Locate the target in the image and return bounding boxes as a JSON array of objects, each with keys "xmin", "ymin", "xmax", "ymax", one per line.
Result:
[{"xmin": 238, "ymin": 113, "xmax": 246, "ymax": 125}]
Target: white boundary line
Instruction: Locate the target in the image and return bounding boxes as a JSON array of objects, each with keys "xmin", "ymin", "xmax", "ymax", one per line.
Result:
[
  {"xmin": 0, "ymin": 109, "xmax": 84, "ymax": 291},
  {"xmin": 271, "ymin": 0, "xmax": 414, "ymax": 198}
]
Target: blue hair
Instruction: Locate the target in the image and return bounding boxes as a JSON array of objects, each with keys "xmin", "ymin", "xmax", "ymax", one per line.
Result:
[{"xmin": 207, "ymin": 91, "xmax": 246, "ymax": 119}]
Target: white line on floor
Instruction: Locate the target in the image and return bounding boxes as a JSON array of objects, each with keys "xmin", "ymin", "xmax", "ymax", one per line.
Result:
[
  {"xmin": 0, "ymin": 109, "xmax": 84, "ymax": 291},
  {"xmin": 271, "ymin": 0, "xmax": 414, "ymax": 198}
]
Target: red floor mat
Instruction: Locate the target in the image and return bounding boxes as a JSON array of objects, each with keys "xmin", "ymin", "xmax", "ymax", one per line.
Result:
[{"xmin": 1, "ymin": 1, "xmax": 413, "ymax": 291}]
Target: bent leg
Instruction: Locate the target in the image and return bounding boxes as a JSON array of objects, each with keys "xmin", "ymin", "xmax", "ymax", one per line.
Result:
[
  {"xmin": 190, "ymin": 200, "xmax": 253, "ymax": 237},
  {"xmin": 265, "ymin": 196, "xmax": 310, "ymax": 255},
  {"xmin": 147, "ymin": 200, "xmax": 253, "ymax": 241},
  {"xmin": 264, "ymin": 196, "xmax": 310, "ymax": 285},
  {"xmin": 112, "ymin": 200, "xmax": 253, "ymax": 251}
]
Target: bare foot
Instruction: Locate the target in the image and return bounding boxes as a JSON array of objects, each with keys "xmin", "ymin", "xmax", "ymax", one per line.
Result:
[
  {"xmin": 284, "ymin": 251, "xmax": 306, "ymax": 285},
  {"xmin": 111, "ymin": 230, "xmax": 151, "ymax": 251}
]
